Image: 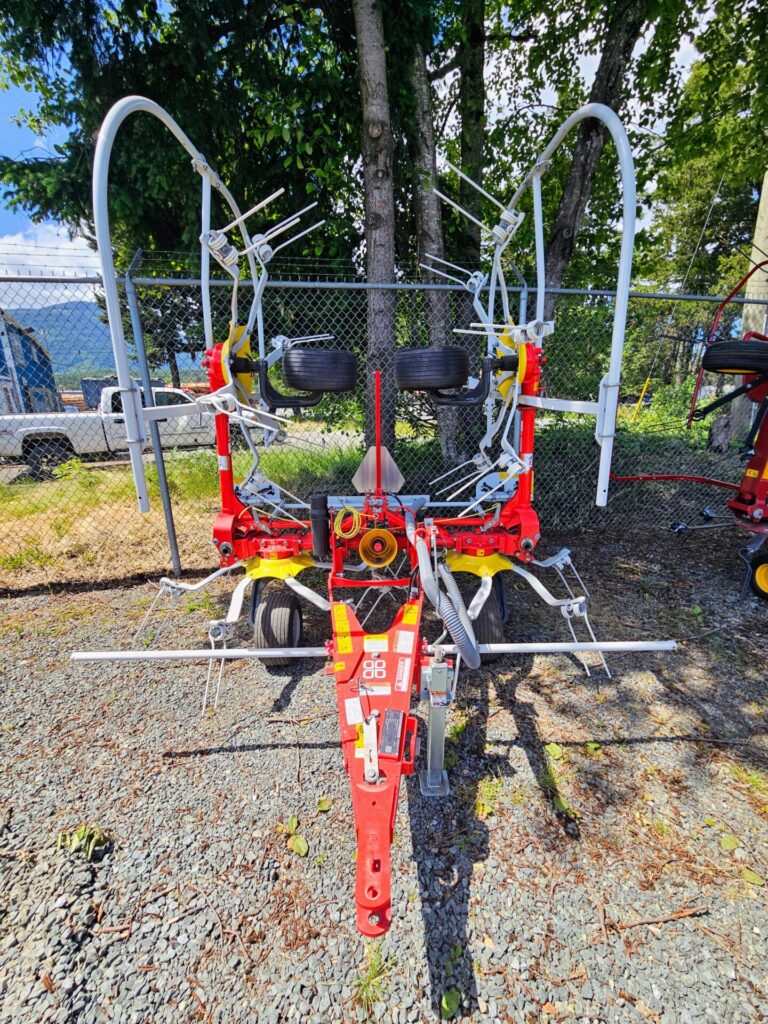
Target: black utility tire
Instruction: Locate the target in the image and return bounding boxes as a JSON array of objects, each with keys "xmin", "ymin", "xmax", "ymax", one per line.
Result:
[
  {"xmin": 26, "ymin": 439, "xmax": 73, "ymax": 480},
  {"xmin": 472, "ymin": 587, "xmax": 505, "ymax": 663},
  {"xmin": 394, "ymin": 347, "xmax": 469, "ymax": 391},
  {"xmin": 253, "ymin": 584, "xmax": 303, "ymax": 667},
  {"xmin": 282, "ymin": 348, "xmax": 357, "ymax": 393},
  {"xmin": 702, "ymin": 340, "xmax": 768, "ymax": 376},
  {"xmin": 749, "ymin": 552, "xmax": 768, "ymax": 602}
]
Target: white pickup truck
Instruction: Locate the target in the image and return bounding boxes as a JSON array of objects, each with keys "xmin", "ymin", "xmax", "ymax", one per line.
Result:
[{"xmin": 0, "ymin": 386, "xmax": 215, "ymax": 477}]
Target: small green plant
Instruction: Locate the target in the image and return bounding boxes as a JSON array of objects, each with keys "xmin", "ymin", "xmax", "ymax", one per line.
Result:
[
  {"xmin": 51, "ymin": 457, "xmax": 88, "ymax": 481},
  {"xmin": 276, "ymin": 814, "xmax": 308, "ymax": 857},
  {"xmin": 352, "ymin": 942, "xmax": 393, "ymax": 1016},
  {"xmin": 441, "ymin": 988, "xmax": 461, "ymax": 1019},
  {"xmin": 185, "ymin": 592, "xmax": 217, "ymax": 615},
  {"xmin": 475, "ymin": 776, "xmax": 504, "ymax": 820},
  {"xmin": 0, "ymin": 545, "xmax": 54, "ymax": 571},
  {"xmin": 56, "ymin": 823, "xmax": 110, "ymax": 861},
  {"xmin": 444, "ymin": 943, "xmax": 463, "ymax": 974}
]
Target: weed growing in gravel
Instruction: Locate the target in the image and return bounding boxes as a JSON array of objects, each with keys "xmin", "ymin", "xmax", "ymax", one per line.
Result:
[
  {"xmin": 474, "ymin": 776, "xmax": 504, "ymax": 820},
  {"xmin": 56, "ymin": 823, "xmax": 111, "ymax": 861},
  {"xmin": 351, "ymin": 941, "xmax": 394, "ymax": 1017},
  {"xmin": 276, "ymin": 814, "xmax": 309, "ymax": 857},
  {"xmin": 728, "ymin": 763, "xmax": 768, "ymax": 814}
]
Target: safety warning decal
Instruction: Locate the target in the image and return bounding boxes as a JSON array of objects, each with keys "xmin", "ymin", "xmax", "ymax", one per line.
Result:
[{"xmin": 394, "ymin": 657, "xmax": 412, "ymax": 692}]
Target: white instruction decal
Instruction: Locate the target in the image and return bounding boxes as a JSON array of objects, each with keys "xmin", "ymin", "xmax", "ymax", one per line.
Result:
[
  {"xmin": 394, "ymin": 657, "xmax": 412, "ymax": 692},
  {"xmin": 395, "ymin": 630, "xmax": 415, "ymax": 654},
  {"xmin": 344, "ymin": 697, "xmax": 364, "ymax": 726}
]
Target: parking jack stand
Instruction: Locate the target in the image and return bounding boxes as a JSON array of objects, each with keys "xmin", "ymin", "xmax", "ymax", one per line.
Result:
[{"xmin": 419, "ymin": 660, "xmax": 452, "ymax": 797}]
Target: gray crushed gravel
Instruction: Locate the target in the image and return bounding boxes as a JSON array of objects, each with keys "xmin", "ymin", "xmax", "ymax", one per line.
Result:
[{"xmin": 1, "ymin": 531, "xmax": 767, "ymax": 1023}]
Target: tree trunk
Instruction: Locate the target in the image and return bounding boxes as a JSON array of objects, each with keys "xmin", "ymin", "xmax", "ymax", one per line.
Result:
[
  {"xmin": 410, "ymin": 42, "xmax": 467, "ymax": 465},
  {"xmin": 352, "ymin": 0, "xmax": 397, "ymax": 450},
  {"xmin": 543, "ymin": 0, "xmax": 649, "ymax": 319},
  {"xmin": 457, "ymin": 0, "xmax": 485, "ymax": 268},
  {"xmin": 167, "ymin": 348, "xmax": 181, "ymax": 389},
  {"xmin": 451, "ymin": 0, "xmax": 486, "ymax": 457}
]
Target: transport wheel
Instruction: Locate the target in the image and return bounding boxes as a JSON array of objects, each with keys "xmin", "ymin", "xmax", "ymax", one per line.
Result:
[
  {"xmin": 253, "ymin": 583, "xmax": 303, "ymax": 667},
  {"xmin": 394, "ymin": 347, "xmax": 469, "ymax": 390},
  {"xmin": 472, "ymin": 586, "xmax": 504, "ymax": 663},
  {"xmin": 702, "ymin": 340, "xmax": 768, "ymax": 375},
  {"xmin": 282, "ymin": 348, "xmax": 357, "ymax": 392},
  {"xmin": 750, "ymin": 552, "xmax": 768, "ymax": 601}
]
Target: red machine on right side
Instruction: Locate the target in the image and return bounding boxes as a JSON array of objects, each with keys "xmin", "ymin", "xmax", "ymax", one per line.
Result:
[{"xmin": 688, "ymin": 258, "xmax": 768, "ymax": 599}]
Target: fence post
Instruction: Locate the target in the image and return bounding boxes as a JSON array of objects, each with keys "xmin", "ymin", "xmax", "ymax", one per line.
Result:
[{"xmin": 124, "ymin": 250, "xmax": 183, "ymax": 577}]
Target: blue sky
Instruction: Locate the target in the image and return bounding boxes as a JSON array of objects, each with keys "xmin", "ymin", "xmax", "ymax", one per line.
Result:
[{"xmin": 0, "ymin": 84, "xmax": 99, "ymax": 275}]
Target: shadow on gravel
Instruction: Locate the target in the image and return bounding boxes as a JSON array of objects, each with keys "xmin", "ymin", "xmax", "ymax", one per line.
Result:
[
  {"xmin": 406, "ymin": 675, "xmax": 492, "ymax": 1019},
  {"xmin": 407, "ymin": 651, "xmax": 583, "ymax": 1018},
  {"xmin": 494, "ymin": 662, "xmax": 583, "ymax": 840}
]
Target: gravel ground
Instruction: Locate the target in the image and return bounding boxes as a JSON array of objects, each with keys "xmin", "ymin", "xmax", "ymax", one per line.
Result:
[{"xmin": 1, "ymin": 530, "xmax": 767, "ymax": 1023}]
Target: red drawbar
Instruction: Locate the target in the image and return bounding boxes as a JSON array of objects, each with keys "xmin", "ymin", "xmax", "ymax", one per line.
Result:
[{"xmin": 329, "ymin": 596, "xmax": 422, "ymax": 936}]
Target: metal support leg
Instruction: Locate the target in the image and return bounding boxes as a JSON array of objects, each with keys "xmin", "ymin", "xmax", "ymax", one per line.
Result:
[
  {"xmin": 419, "ymin": 702, "xmax": 450, "ymax": 797},
  {"xmin": 419, "ymin": 660, "xmax": 452, "ymax": 797}
]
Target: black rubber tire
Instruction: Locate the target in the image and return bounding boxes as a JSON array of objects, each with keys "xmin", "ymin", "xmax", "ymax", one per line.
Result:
[
  {"xmin": 394, "ymin": 347, "xmax": 469, "ymax": 391},
  {"xmin": 702, "ymin": 340, "xmax": 768, "ymax": 375},
  {"xmin": 253, "ymin": 583, "xmax": 303, "ymax": 667},
  {"xmin": 282, "ymin": 348, "xmax": 357, "ymax": 393},
  {"xmin": 25, "ymin": 439, "xmax": 73, "ymax": 480},
  {"xmin": 472, "ymin": 587, "xmax": 504, "ymax": 663},
  {"xmin": 749, "ymin": 552, "xmax": 768, "ymax": 601}
]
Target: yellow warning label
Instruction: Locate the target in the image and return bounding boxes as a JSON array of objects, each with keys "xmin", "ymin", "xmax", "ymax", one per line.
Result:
[
  {"xmin": 401, "ymin": 604, "xmax": 419, "ymax": 625},
  {"xmin": 355, "ymin": 723, "xmax": 364, "ymax": 748},
  {"xmin": 746, "ymin": 469, "xmax": 759, "ymax": 478},
  {"xmin": 332, "ymin": 604, "xmax": 353, "ymax": 653},
  {"xmin": 363, "ymin": 634, "xmax": 388, "ymax": 652},
  {"xmin": 334, "ymin": 661, "xmax": 346, "ymax": 672}
]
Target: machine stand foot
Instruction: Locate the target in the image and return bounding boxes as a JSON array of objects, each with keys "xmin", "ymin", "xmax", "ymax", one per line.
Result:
[{"xmin": 419, "ymin": 769, "xmax": 450, "ymax": 797}]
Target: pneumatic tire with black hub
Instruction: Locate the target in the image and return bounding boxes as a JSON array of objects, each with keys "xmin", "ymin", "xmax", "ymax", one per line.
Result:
[
  {"xmin": 394, "ymin": 347, "xmax": 469, "ymax": 391},
  {"xmin": 282, "ymin": 348, "xmax": 357, "ymax": 393},
  {"xmin": 253, "ymin": 583, "xmax": 303, "ymax": 667},
  {"xmin": 702, "ymin": 340, "xmax": 768, "ymax": 375},
  {"xmin": 472, "ymin": 587, "xmax": 504, "ymax": 663}
]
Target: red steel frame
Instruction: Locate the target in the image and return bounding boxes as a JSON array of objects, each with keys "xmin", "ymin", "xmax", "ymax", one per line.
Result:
[{"xmin": 202, "ymin": 344, "xmax": 545, "ymax": 932}]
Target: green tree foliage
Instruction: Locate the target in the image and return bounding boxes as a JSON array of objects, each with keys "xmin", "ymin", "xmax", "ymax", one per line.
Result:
[{"xmin": 0, "ymin": 1, "xmax": 362, "ymax": 265}]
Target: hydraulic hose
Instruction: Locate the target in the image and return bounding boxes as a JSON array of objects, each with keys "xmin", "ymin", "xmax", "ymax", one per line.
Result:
[
  {"xmin": 437, "ymin": 562, "xmax": 478, "ymax": 647},
  {"xmin": 404, "ymin": 516, "xmax": 481, "ymax": 669}
]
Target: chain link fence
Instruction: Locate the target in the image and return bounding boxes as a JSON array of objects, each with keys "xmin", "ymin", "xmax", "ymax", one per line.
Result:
[{"xmin": 0, "ymin": 268, "xmax": 761, "ymax": 589}]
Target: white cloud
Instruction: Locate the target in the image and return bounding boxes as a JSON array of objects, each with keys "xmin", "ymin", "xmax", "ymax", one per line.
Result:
[
  {"xmin": 0, "ymin": 223, "xmax": 101, "ymax": 275},
  {"xmin": 0, "ymin": 223, "xmax": 102, "ymax": 307}
]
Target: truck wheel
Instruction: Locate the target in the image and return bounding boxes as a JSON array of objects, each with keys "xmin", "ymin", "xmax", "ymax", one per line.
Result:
[
  {"xmin": 702, "ymin": 340, "xmax": 768, "ymax": 375},
  {"xmin": 394, "ymin": 347, "xmax": 469, "ymax": 390},
  {"xmin": 26, "ymin": 440, "xmax": 72, "ymax": 480},
  {"xmin": 750, "ymin": 553, "xmax": 768, "ymax": 601},
  {"xmin": 282, "ymin": 349, "xmax": 358, "ymax": 393},
  {"xmin": 253, "ymin": 583, "xmax": 303, "ymax": 667},
  {"xmin": 472, "ymin": 587, "xmax": 504, "ymax": 663}
]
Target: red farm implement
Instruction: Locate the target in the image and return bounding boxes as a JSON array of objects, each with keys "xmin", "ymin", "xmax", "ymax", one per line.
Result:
[{"xmin": 72, "ymin": 97, "xmax": 674, "ymax": 936}]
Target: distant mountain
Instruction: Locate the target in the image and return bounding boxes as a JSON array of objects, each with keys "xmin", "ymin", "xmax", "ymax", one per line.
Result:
[
  {"xmin": 6, "ymin": 299, "xmax": 206, "ymax": 383},
  {"xmin": 6, "ymin": 301, "xmax": 114, "ymax": 373}
]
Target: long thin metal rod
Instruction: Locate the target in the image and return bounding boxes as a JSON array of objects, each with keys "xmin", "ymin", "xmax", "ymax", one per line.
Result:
[
  {"xmin": 124, "ymin": 251, "xmax": 182, "ymax": 576},
  {"xmin": 431, "ymin": 641, "xmax": 676, "ymax": 655},
  {"xmin": 71, "ymin": 646, "xmax": 329, "ymax": 663}
]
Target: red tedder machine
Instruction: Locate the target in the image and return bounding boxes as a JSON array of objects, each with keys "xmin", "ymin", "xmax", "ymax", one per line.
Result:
[
  {"xmin": 685, "ymin": 260, "xmax": 768, "ymax": 599},
  {"xmin": 73, "ymin": 97, "xmax": 674, "ymax": 936}
]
